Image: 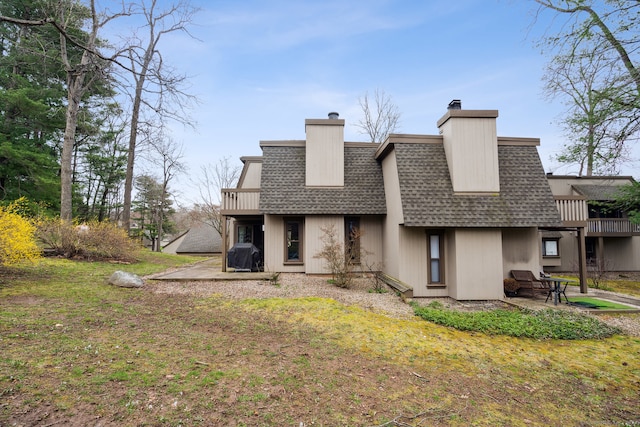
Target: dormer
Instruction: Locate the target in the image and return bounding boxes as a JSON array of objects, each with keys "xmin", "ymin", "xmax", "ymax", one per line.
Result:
[
  {"xmin": 305, "ymin": 112, "xmax": 345, "ymax": 187},
  {"xmin": 437, "ymin": 100, "xmax": 500, "ymax": 194}
]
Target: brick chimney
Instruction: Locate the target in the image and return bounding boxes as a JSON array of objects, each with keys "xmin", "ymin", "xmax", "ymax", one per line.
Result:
[
  {"xmin": 437, "ymin": 101, "xmax": 500, "ymax": 193},
  {"xmin": 305, "ymin": 112, "xmax": 345, "ymax": 187}
]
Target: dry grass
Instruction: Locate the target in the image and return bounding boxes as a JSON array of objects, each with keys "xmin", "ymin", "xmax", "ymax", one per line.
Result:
[{"xmin": 1, "ymin": 253, "xmax": 639, "ymax": 426}]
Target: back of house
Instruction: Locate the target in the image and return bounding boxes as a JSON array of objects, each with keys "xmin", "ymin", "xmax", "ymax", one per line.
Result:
[{"xmin": 221, "ymin": 101, "xmax": 570, "ymax": 300}]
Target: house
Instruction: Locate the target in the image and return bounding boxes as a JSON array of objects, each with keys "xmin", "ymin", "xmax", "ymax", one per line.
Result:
[
  {"xmin": 543, "ymin": 175, "xmax": 640, "ymax": 274},
  {"xmin": 221, "ymin": 101, "xmax": 563, "ymax": 300},
  {"xmin": 163, "ymin": 223, "xmax": 223, "ymax": 255}
]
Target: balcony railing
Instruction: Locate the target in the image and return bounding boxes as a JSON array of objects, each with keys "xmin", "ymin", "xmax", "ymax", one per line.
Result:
[
  {"xmin": 588, "ymin": 218, "xmax": 640, "ymax": 235},
  {"xmin": 554, "ymin": 196, "xmax": 588, "ymax": 224},
  {"xmin": 554, "ymin": 196, "xmax": 639, "ymax": 235},
  {"xmin": 221, "ymin": 189, "xmax": 260, "ymax": 215}
]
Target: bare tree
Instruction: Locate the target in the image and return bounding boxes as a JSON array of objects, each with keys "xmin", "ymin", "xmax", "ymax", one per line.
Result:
[
  {"xmin": 354, "ymin": 88, "xmax": 401, "ymax": 143},
  {"xmin": 192, "ymin": 157, "xmax": 241, "ymax": 236},
  {"xmin": 543, "ymin": 48, "xmax": 632, "ymax": 175},
  {"xmin": 535, "ymin": 0, "xmax": 640, "ymax": 95},
  {"xmin": 534, "ymin": 0, "xmax": 640, "ymax": 173},
  {"xmin": 120, "ymin": 0, "xmax": 199, "ymax": 233},
  {"xmin": 146, "ymin": 133, "xmax": 185, "ymax": 251}
]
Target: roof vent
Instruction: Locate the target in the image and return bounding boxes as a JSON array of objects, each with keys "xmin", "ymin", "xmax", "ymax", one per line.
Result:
[
  {"xmin": 447, "ymin": 100, "xmax": 462, "ymax": 110},
  {"xmin": 328, "ymin": 112, "xmax": 339, "ymax": 119}
]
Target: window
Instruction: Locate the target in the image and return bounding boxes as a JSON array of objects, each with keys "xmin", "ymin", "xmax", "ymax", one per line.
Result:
[
  {"xmin": 285, "ymin": 218, "xmax": 303, "ymax": 263},
  {"xmin": 428, "ymin": 231, "xmax": 444, "ymax": 285},
  {"xmin": 345, "ymin": 217, "xmax": 360, "ymax": 263},
  {"xmin": 542, "ymin": 239, "xmax": 559, "ymax": 257},
  {"xmin": 237, "ymin": 225, "xmax": 253, "ymax": 243}
]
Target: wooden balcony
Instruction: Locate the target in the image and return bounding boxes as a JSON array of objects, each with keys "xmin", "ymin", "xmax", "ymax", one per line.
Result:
[
  {"xmin": 221, "ymin": 189, "xmax": 260, "ymax": 215},
  {"xmin": 588, "ymin": 218, "xmax": 640, "ymax": 236},
  {"xmin": 554, "ymin": 196, "xmax": 639, "ymax": 236}
]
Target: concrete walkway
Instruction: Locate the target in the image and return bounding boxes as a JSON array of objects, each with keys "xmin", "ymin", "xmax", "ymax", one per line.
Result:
[{"xmin": 151, "ymin": 257, "xmax": 274, "ymax": 281}]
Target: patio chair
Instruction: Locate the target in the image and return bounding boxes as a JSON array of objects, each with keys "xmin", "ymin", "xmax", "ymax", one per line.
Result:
[{"xmin": 510, "ymin": 270, "xmax": 549, "ymax": 297}]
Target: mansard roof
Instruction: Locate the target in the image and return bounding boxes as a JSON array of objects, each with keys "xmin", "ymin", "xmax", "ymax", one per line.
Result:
[
  {"xmin": 259, "ymin": 143, "xmax": 386, "ymax": 215},
  {"xmin": 258, "ymin": 138, "xmax": 561, "ymax": 228},
  {"xmin": 393, "ymin": 143, "xmax": 562, "ymax": 227}
]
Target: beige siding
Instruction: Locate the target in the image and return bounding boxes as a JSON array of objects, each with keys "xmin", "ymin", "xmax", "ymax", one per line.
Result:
[
  {"xmin": 440, "ymin": 116, "xmax": 500, "ymax": 193},
  {"xmin": 548, "ymin": 176, "xmax": 634, "ymax": 196},
  {"xmin": 550, "ymin": 232, "xmax": 640, "ymax": 272},
  {"xmin": 445, "ymin": 230, "xmax": 458, "ymax": 297},
  {"xmin": 502, "ymin": 228, "xmax": 543, "ymax": 277},
  {"xmin": 265, "ymin": 214, "xmax": 385, "ymax": 275},
  {"xmin": 547, "ymin": 178, "xmax": 574, "ymax": 196},
  {"xmin": 398, "ymin": 227, "xmax": 421, "ymax": 288},
  {"xmin": 239, "ymin": 162, "xmax": 262, "ymax": 189},
  {"xmin": 603, "ymin": 238, "xmax": 640, "ymax": 271},
  {"xmin": 400, "ymin": 228, "xmax": 450, "ymax": 298},
  {"xmin": 549, "ymin": 231, "xmax": 580, "ymax": 272},
  {"xmin": 305, "ymin": 216, "xmax": 343, "ymax": 274},
  {"xmin": 452, "ymin": 229, "xmax": 503, "ymax": 300},
  {"xmin": 380, "ymin": 150, "xmax": 403, "ymax": 278},
  {"xmin": 305, "ymin": 121, "xmax": 344, "ymax": 187},
  {"xmin": 263, "ymin": 215, "xmax": 305, "ymax": 273},
  {"xmin": 305, "ymin": 216, "xmax": 384, "ymax": 274},
  {"xmin": 360, "ymin": 216, "xmax": 384, "ymax": 270},
  {"xmin": 226, "ymin": 217, "xmax": 236, "ymax": 247}
]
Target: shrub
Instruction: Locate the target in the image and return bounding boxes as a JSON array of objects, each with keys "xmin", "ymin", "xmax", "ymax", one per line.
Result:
[
  {"xmin": 37, "ymin": 219, "xmax": 140, "ymax": 262},
  {"xmin": 0, "ymin": 200, "xmax": 41, "ymax": 266},
  {"xmin": 314, "ymin": 224, "xmax": 354, "ymax": 288},
  {"xmin": 503, "ymin": 278, "xmax": 520, "ymax": 292}
]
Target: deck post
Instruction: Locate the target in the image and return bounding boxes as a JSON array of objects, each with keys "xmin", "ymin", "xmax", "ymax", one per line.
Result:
[
  {"xmin": 222, "ymin": 215, "xmax": 227, "ymax": 272},
  {"xmin": 577, "ymin": 226, "xmax": 588, "ymax": 293}
]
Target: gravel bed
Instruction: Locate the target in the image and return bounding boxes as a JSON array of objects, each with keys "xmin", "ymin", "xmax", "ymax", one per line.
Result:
[
  {"xmin": 149, "ymin": 273, "xmax": 415, "ymax": 319},
  {"xmin": 147, "ymin": 272, "xmax": 640, "ymax": 336}
]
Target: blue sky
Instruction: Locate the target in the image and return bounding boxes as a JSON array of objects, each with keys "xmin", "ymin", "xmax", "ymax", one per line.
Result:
[{"xmin": 139, "ymin": 0, "xmax": 638, "ymax": 204}]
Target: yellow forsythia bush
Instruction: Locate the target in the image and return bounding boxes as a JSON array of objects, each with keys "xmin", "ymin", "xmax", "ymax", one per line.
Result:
[{"xmin": 0, "ymin": 201, "xmax": 41, "ymax": 266}]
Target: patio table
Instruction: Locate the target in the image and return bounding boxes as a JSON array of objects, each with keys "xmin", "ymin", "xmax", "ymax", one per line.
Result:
[{"xmin": 542, "ymin": 277, "xmax": 576, "ymax": 305}]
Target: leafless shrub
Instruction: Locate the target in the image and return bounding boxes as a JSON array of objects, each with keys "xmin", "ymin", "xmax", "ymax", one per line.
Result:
[
  {"xmin": 38, "ymin": 219, "xmax": 140, "ymax": 262},
  {"xmin": 315, "ymin": 224, "xmax": 362, "ymax": 288},
  {"xmin": 588, "ymin": 258, "xmax": 613, "ymax": 289}
]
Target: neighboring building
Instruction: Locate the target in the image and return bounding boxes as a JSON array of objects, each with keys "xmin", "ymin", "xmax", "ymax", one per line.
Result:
[
  {"xmin": 221, "ymin": 101, "xmax": 563, "ymax": 300},
  {"xmin": 163, "ymin": 223, "xmax": 223, "ymax": 255},
  {"xmin": 544, "ymin": 175, "xmax": 640, "ymax": 273}
]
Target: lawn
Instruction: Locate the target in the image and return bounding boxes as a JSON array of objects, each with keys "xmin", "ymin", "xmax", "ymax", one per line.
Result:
[
  {"xmin": 568, "ymin": 296, "xmax": 637, "ymax": 310},
  {"xmin": 1, "ymin": 252, "xmax": 639, "ymax": 426}
]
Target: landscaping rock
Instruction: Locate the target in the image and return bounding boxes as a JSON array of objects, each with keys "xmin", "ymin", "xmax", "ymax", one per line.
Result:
[{"xmin": 109, "ymin": 271, "xmax": 144, "ymax": 288}]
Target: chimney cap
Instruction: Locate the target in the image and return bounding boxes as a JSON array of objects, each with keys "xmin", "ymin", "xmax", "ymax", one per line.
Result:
[
  {"xmin": 448, "ymin": 100, "xmax": 462, "ymax": 110},
  {"xmin": 328, "ymin": 112, "xmax": 339, "ymax": 119}
]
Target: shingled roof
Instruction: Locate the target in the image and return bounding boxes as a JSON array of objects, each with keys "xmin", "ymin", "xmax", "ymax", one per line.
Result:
[
  {"xmin": 393, "ymin": 143, "xmax": 562, "ymax": 228},
  {"xmin": 259, "ymin": 144, "xmax": 386, "ymax": 215},
  {"xmin": 573, "ymin": 184, "xmax": 624, "ymax": 201},
  {"xmin": 175, "ymin": 223, "xmax": 222, "ymax": 254}
]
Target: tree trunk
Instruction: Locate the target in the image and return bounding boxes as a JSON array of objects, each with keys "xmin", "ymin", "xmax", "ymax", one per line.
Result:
[
  {"xmin": 121, "ymin": 60, "xmax": 150, "ymax": 232},
  {"xmin": 60, "ymin": 73, "xmax": 84, "ymax": 221}
]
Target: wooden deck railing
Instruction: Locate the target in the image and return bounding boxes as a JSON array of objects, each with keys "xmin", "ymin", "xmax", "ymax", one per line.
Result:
[
  {"xmin": 588, "ymin": 218, "xmax": 640, "ymax": 235},
  {"xmin": 221, "ymin": 189, "xmax": 260, "ymax": 214},
  {"xmin": 554, "ymin": 196, "xmax": 639, "ymax": 235},
  {"xmin": 554, "ymin": 196, "xmax": 588, "ymax": 224}
]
